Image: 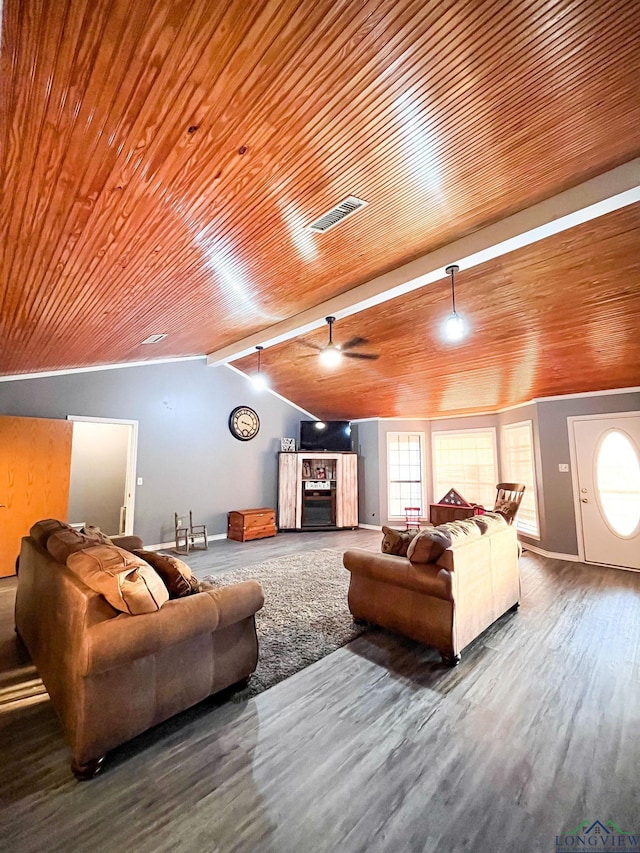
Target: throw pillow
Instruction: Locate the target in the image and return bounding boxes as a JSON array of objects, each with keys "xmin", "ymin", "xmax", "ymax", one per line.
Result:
[
  {"xmin": 47, "ymin": 528, "xmax": 98, "ymax": 564},
  {"xmin": 472, "ymin": 512, "xmax": 508, "ymax": 535},
  {"xmin": 133, "ymin": 549, "xmax": 197, "ymax": 598},
  {"xmin": 406, "ymin": 527, "xmax": 453, "ymax": 564},
  {"xmin": 81, "ymin": 525, "xmax": 114, "ymax": 545},
  {"xmin": 381, "ymin": 526, "xmax": 420, "ymax": 556},
  {"xmin": 66, "ymin": 545, "xmax": 169, "ymax": 614},
  {"xmin": 30, "ymin": 518, "xmax": 71, "ymax": 550}
]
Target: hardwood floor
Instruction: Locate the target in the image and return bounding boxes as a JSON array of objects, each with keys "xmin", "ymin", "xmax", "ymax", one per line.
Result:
[{"xmin": 1, "ymin": 531, "xmax": 639, "ymax": 852}]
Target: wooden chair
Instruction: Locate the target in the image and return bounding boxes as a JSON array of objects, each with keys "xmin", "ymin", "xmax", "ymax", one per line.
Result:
[
  {"xmin": 404, "ymin": 507, "xmax": 422, "ymax": 530},
  {"xmin": 188, "ymin": 511, "xmax": 208, "ymax": 551},
  {"xmin": 174, "ymin": 511, "xmax": 208, "ymax": 554},
  {"xmin": 493, "ymin": 483, "xmax": 526, "ymax": 526}
]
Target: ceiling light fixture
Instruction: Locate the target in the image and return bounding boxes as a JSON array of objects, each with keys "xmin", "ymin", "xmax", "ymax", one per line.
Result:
[
  {"xmin": 319, "ymin": 317, "xmax": 343, "ymax": 367},
  {"xmin": 443, "ymin": 265, "xmax": 465, "ymax": 342},
  {"xmin": 251, "ymin": 345, "xmax": 268, "ymax": 390}
]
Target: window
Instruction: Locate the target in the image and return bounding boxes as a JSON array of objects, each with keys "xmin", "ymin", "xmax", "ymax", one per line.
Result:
[
  {"xmin": 387, "ymin": 432, "xmax": 425, "ymax": 518},
  {"xmin": 432, "ymin": 429, "xmax": 497, "ymax": 509},
  {"xmin": 501, "ymin": 421, "xmax": 540, "ymax": 537},
  {"xmin": 595, "ymin": 429, "xmax": 640, "ymax": 537}
]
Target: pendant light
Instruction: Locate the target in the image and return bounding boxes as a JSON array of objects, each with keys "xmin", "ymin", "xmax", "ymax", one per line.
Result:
[
  {"xmin": 251, "ymin": 345, "xmax": 268, "ymax": 390},
  {"xmin": 443, "ymin": 264, "xmax": 465, "ymax": 342}
]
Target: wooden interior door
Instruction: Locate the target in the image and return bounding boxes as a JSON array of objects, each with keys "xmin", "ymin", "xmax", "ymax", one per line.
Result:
[{"xmin": 0, "ymin": 416, "xmax": 73, "ymax": 577}]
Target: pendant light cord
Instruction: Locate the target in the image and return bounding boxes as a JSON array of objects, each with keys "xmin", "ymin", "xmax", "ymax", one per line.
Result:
[{"xmin": 450, "ymin": 267, "xmax": 456, "ymax": 314}]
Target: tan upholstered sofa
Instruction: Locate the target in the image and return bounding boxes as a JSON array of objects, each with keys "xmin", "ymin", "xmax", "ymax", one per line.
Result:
[
  {"xmin": 15, "ymin": 521, "xmax": 264, "ymax": 779},
  {"xmin": 343, "ymin": 514, "xmax": 520, "ymax": 665}
]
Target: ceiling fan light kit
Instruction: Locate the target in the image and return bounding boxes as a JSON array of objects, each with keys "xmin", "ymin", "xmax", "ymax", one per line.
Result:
[
  {"xmin": 319, "ymin": 317, "xmax": 343, "ymax": 367},
  {"xmin": 312, "ymin": 316, "xmax": 380, "ymax": 367},
  {"xmin": 443, "ymin": 264, "xmax": 466, "ymax": 343}
]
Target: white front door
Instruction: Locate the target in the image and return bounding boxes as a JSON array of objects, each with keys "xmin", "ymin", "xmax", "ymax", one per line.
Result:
[{"xmin": 572, "ymin": 414, "xmax": 640, "ymax": 570}]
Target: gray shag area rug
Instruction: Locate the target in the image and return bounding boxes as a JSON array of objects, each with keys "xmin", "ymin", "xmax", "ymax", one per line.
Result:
[{"xmin": 202, "ymin": 548, "xmax": 370, "ymax": 700}]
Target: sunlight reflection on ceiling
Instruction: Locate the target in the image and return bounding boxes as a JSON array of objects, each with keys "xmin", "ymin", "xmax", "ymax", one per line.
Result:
[
  {"xmin": 279, "ymin": 200, "xmax": 318, "ymax": 261},
  {"xmin": 194, "ymin": 228, "xmax": 280, "ymax": 323},
  {"xmin": 505, "ymin": 336, "xmax": 539, "ymax": 403},
  {"xmin": 393, "ymin": 90, "xmax": 443, "ymax": 195},
  {"xmin": 440, "ymin": 365, "xmax": 502, "ymax": 411}
]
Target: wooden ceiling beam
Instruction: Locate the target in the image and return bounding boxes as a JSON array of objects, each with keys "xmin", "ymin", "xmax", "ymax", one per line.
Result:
[{"xmin": 207, "ymin": 158, "xmax": 640, "ymax": 365}]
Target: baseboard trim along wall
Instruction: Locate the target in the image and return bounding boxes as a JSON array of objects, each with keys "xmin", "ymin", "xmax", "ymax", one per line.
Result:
[
  {"xmin": 520, "ymin": 542, "xmax": 582, "ymax": 562},
  {"xmin": 358, "ymin": 523, "xmax": 383, "ymax": 531},
  {"xmin": 146, "ymin": 533, "xmax": 227, "ymax": 551}
]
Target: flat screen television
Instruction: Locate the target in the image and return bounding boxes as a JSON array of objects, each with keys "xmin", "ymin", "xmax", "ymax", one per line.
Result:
[{"xmin": 299, "ymin": 420, "xmax": 352, "ymax": 452}]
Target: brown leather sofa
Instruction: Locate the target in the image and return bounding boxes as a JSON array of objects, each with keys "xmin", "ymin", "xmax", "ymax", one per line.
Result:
[
  {"xmin": 15, "ymin": 527, "xmax": 264, "ymax": 779},
  {"xmin": 343, "ymin": 517, "xmax": 520, "ymax": 665}
]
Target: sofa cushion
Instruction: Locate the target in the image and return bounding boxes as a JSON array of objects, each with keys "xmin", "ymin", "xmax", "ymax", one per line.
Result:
[
  {"xmin": 381, "ymin": 526, "xmax": 420, "ymax": 556},
  {"xmin": 30, "ymin": 518, "xmax": 71, "ymax": 549},
  {"xmin": 407, "ymin": 527, "xmax": 452, "ymax": 564},
  {"xmin": 134, "ymin": 550, "xmax": 198, "ymax": 598},
  {"xmin": 66, "ymin": 545, "xmax": 169, "ymax": 614},
  {"xmin": 47, "ymin": 528, "xmax": 98, "ymax": 563}
]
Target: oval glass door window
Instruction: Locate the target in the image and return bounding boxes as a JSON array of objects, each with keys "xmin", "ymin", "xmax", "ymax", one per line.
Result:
[{"xmin": 596, "ymin": 430, "xmax": 640, "ymax": 537}]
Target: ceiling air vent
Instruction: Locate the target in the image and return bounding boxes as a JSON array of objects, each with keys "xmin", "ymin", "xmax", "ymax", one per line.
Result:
[
  {"xmin": 307, "ymin": 195, "xmax": 368, "ymax": 233},
  {"xmin": 141, "ymin": 334, "xmax": 167, "ymax": 344}
]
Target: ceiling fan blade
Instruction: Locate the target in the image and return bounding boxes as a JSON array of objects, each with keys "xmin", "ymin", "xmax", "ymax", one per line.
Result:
[
  {"xmin": 341, "ymin": 336, "xmax": 368, "ymax": 351},
  {"xmin": 344, "ymin": 351, "xmax": 380, "ymax": 361},
  {"xmin": 298, "ymin": 339, "xmax": 323, "ymax": 352}
]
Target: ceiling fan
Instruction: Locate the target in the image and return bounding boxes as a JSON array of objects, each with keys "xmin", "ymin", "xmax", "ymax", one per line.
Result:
[{"xmin": 301, "ymin": 316, "xmax": 380, "ymax": 366}]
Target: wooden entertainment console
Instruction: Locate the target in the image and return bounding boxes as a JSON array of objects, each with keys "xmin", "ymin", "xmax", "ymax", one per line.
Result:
[{"xmin": 278, "ymin": 451, "xmax": 358, "ymax": 531}]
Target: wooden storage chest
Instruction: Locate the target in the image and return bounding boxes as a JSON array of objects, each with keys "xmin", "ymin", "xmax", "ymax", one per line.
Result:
[
  {"xmin": 429, "ymin": 504, "xmax": 477, "ymax": 525},
  {"xmin": 227, "ymin": 508, "xmax": 277, "ymax": 542}
]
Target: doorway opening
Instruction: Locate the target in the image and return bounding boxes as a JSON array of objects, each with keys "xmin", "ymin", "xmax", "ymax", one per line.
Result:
[{"xmin": 67, "ymin": 416, "xmax": 138, "ymax": 536}]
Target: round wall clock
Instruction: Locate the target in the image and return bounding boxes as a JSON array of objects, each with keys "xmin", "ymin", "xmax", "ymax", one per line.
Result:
[{"xmin": 229, "ymin": 406, "xmax": 260, "ymax": 441}]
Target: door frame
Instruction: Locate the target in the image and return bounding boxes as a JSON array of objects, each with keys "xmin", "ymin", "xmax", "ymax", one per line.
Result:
[
  {"xmin": 67, "ymin": 415, "xmax": 139, "ymax": 535},
  {"xmin": 567, "ymin": 410, "xmax": 640, "ymax": 567}
]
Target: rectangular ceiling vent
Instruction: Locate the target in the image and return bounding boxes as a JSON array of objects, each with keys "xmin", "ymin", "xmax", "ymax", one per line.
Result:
[
  {"xmin": 141, "ymin": 334, "xmax": 167, "ymax": 344},
  {"xmin": 307, "ymin": 195, "xmax": 368, "ymax": 233}
]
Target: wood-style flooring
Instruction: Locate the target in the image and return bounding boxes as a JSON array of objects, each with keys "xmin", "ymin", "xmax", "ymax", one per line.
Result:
[{"xmin": 1, "ymin": 531, "xmax": 639, "ymax": 852}]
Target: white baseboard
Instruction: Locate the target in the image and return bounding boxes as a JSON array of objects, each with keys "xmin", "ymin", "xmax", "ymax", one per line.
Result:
[
  {"xmin": 521, "ymin": 542, "xmax": 582, "ymax": 562},
  {"xmin": 523, "ymin": 542, "xmax": 640, "ymax": 573},
  {"xmin": 358, "ymin": 523, "xmax": 383, "ymax": 531},
  {"xmin": 145, "ymin": 533, "xmax": 227, "ymax": 551}
]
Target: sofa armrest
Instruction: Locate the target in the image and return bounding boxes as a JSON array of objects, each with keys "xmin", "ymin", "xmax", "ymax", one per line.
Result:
[
  {"xmin": 81, "ymin": 581, "xmax": 264, "ymax": 676},
  {"xmin": 343, "ymin": 549, "xmax": 452, "ymax": 601},
  {"xmin": 111, "ymin": 535, "xmax": 144, "ymax": 552},
  {"xmin": 203, "ymin": 580, "xmax": 264, "ymax": 630}
]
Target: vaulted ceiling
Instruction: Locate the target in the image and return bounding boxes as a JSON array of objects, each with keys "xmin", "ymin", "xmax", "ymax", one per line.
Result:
[{"xmin": 1, "ymin": 0, "xmax": 639, "ymax": 417}]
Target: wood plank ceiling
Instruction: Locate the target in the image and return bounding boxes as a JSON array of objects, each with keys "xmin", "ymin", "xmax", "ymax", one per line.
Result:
[
  {"xmin": 232, "ymin": 203, "xmax": 640, "ymax": 418},
  {"xmin": 1, "ymin": 0, "xmax": 640, "ymax": 413}
]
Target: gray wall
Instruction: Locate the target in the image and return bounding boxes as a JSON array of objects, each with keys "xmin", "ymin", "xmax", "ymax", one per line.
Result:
[
  {"xmin": 352, "ymin": 421, "xmax": 381, "ymax": 525},
  {"xmin": 0, "ymin": 359, "xmax": 308, "ymax": 545}
]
